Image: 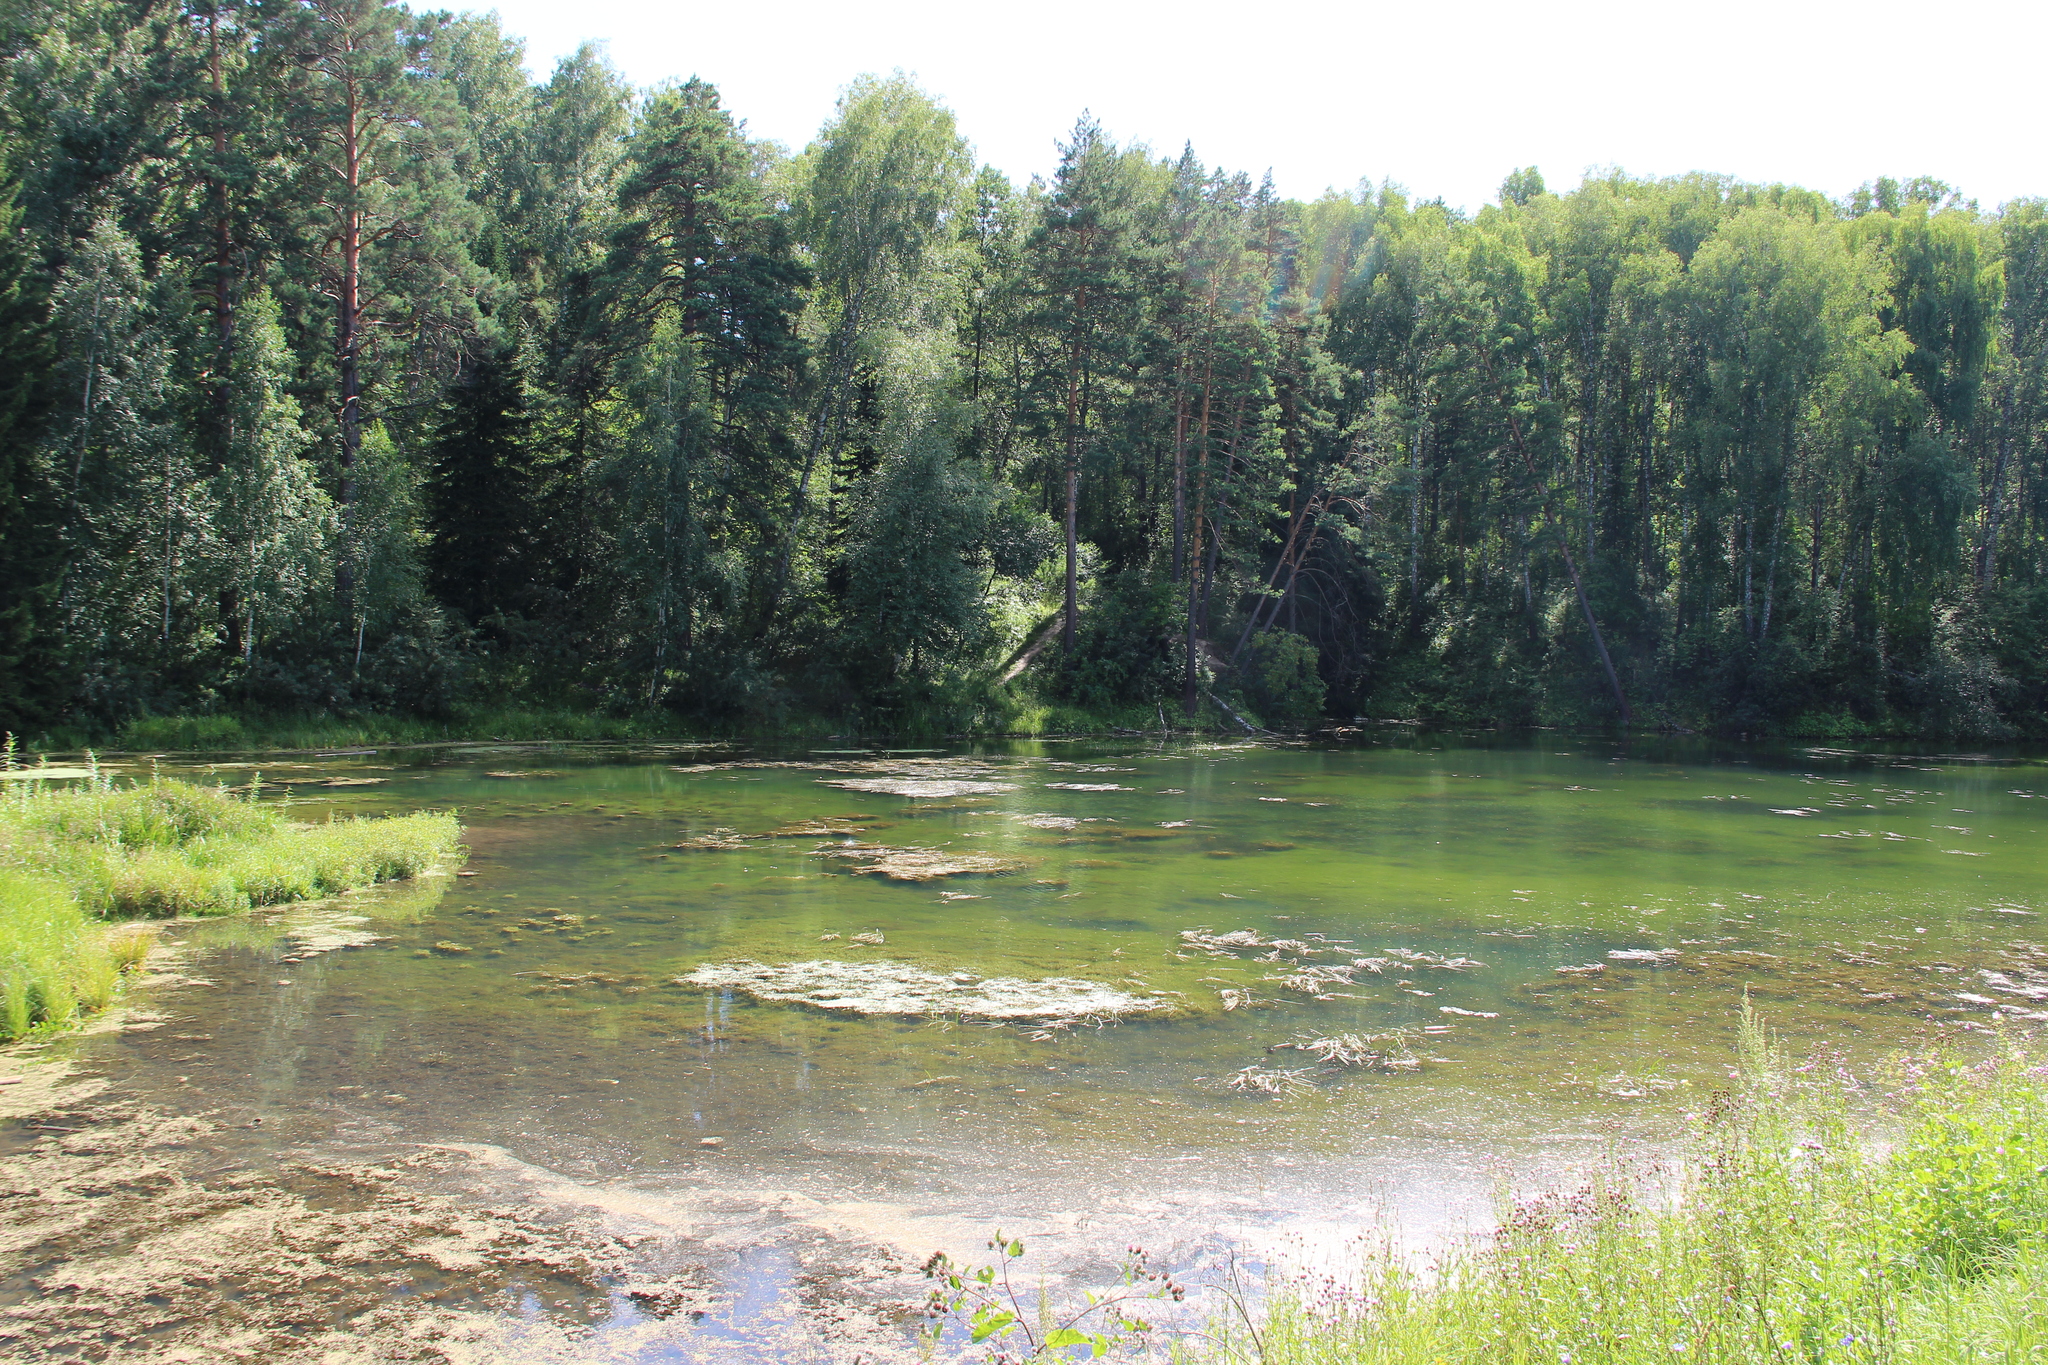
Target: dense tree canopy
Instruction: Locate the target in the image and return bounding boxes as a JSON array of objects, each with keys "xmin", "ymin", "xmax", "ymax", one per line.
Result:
[{"xmin": 3, "ymin": 0, "xmax": 2046, "ymax": 739}]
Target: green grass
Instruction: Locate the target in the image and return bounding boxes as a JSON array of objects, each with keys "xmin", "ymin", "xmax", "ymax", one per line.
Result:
[
  {"xmin": 1191, "ymin": 1011, "xmax": 2048, "ymax": 1365},
  {"xmin": 0, "ymin": 870, "xmax": 150, "ymax": 1040},
  {"xmin": 0, "ymin": 765, "xmax": 461, "ymax": 1040}
]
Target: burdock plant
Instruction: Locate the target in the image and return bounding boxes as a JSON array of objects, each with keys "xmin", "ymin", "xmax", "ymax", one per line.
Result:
[{"xmin": 921, "ymin": 1233, "xmax": 1185, "ymax": 1362}]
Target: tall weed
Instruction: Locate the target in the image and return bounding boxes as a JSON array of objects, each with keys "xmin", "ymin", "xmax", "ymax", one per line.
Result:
[{"xmin": 3, "ymin": 773, "xmax": 458, "ymax": 917}]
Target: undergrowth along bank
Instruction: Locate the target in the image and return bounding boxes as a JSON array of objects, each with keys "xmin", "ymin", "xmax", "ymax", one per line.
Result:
[
  {"xmin": 21, "ymin": 691, "xmax": 1213, "ymax": 755},
  {"xmin": 0, "ymin": 754, "xmax": 461, "ymax": 1040}
]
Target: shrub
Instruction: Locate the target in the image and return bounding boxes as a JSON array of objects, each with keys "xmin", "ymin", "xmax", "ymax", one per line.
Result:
[
  {"xmin": 0, "ymin": 870, "xmax": 122, "ymax": 1041},
  {"xmin": 118, "ymin": 714, "xmax": 250, "ymax": 751},
  {"xmin": 4, "ymin": 775, "xmax": 460, "ymax": 917},
  {"xmin": 1190, "ymin": 1019, "xmax": 2048, "ymax": 1365},
  {"xmin": 18, "ymin": 778, "xmax": 280, "ymax": 849},
  {"xmin": 1239, "ymin": 629, "xmax": 1327, "ymax": 728},
  {"xmin": 1054, "ymin": 571, "xmax": 1181, "ymax": 709},
  {"xmin": 1888, "ymin": 1060, "xmax": 2048, "ymax": 1275}
]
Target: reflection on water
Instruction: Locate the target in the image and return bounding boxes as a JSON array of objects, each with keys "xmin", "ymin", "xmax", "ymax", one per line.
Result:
[{"xmin": 61, "ymin": 733, "xmax": 2048, "ymax": 1351}]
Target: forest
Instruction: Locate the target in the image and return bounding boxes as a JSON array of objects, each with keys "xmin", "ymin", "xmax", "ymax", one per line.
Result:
[{"xmin": 2, "ymin": 0, "xmax": 2045, "ymax": 742}]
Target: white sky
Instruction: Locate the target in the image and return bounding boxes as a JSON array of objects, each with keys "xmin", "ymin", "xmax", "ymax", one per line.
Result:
[{"xmin": 480, "ymin": 0, "xmax": 2047, "ymax": 212}]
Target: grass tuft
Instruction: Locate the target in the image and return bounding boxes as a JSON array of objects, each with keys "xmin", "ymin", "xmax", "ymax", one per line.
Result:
[
  {"xmin": 0, "ymin": 870, "xmax": 113, "ymax": 1039},
  {"xmin": 0, "ymin": 762, "xmax": 460, "ymax": 1040}
]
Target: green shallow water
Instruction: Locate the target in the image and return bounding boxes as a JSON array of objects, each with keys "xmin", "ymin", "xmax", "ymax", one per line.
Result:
[{"xmin": 59, "ymin": 733, "xmax": 2048, "ymax": 1348}]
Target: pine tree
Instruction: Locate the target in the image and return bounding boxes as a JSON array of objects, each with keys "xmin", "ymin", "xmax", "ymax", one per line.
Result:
[
  {"xmin": 284, "ymin": 0, "xmax": 487, "ymax": 617},
  {"xmin": 607, "ymin": 77, "xmax": 807, "ymax": 674},
  {"xmin": 1027, "ymin": 114, "xmax": 1144, "ymax": 654},
  {"xmin": 424, "ymin": 346, "xmax": 534, "ymax": 627}
]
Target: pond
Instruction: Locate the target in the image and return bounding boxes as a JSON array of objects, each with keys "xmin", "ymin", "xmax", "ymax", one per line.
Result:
[{"xmin": 20, "ymin": 733, "xmax": 2048, "ymax": 1360}]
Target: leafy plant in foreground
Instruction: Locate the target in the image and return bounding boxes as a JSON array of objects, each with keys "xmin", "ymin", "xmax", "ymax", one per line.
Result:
[
  {"xmin": 1887, "ymin": 1053, "xmax": 2048, "ymax": 1277},
  {"xmin": 921, "ymin": 1232, "xmax": 1185, "ymax": 1362}
]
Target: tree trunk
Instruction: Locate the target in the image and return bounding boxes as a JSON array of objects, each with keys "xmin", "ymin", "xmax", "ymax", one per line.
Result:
[
  {"xmin": 209, "ymin": 8, "xmax": 242, "ymax": 659},
  {"xmin": 1809, "ymin": 479, "xmax": 1824, "ymax": 594},
  {"xmin": 1193, "ymin": 387, "xmax": 1250, "ymax": 673},
  {"xmin": 1182, "ymin": 344, "xmax": 1213, "ymax": 716},
  {"xmin": 1740, "ymin": 494, "xmax": 1754, "ymax": 640},
  {"xmin": 334, "ymin": 69, "xmax": 364, "ymax": 617},
  {"xmin": 1408, "ymin": 417, "xmax": 1422, "ymax": 602},
  {"xmin": 1062, "ymin": 462, "xmax": 1078, "ymax": 651},
  {"xmin": 1759, "ymin": 497, "xmax": 1784, "ymax": 642},
  {"xmin": 161, "ymin": 442, "xmax": 174, "ymax": 642},
  {"xmin": 1170, "ymin": 373, "xmax": 1187, "ymax": 583},
  {"xmin": 1197, "ymin": 520, "xmax": 1222, "ymax": 650},
  {"xmin": 1230, "ymin": 491, "xmax": 1318, "ymax": 666},
  {"xmin": 773, "ymin": 285, "xmax": 866, "ymax": 614}
]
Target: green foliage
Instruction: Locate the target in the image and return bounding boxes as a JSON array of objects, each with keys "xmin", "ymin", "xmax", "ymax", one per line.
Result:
[
  {"xmin": 1054, "ymin": 572, "xmax": 1182, "ymax": 709},
  {"xmin": 1238, "ymin": 629, "xmax": 1326, "ymax": 728},
  {"xmin": 117, "ymin": 714, "xmax": 251, "ymax": 751},
  {"xmin": 0, "ymin": 163, "xmax": 59, "ymax": 734},
  {"xmin": 839, "ymin": 425, "xmax": 994, "ymax": 680},
  {"xmin": 5, "ymin": 2, "xmax": 2048, "ymax": 740},
  {"xmin": 212, "ymin": 289, "xmax": 331, "ymax": 661},
  {"xmin": 1, "ymin": 772, "xmax": 460, "ymax": 918},
  {"xmin": 1889, "ymin": 1059, "xmax": 2048, "ymax": 1276},
  {"xmin": 983, "ymin": 490, "xmax": 1062, "ymax": 581},
  {"xmin": 920, "ymin": 1231, "xmax": 1183, "ymax": 1363},
  {"xmin": 14, "ymin": 777, "xmax": 279, "ymax": 849},
  {"xmin": 794, "ymin": 72, "xmax": 971, "ymax": 311},
  {"xmin": 424, "ymin": 345, "xmax": 539, "ymax": 626},
  {"xmin": 0, "ymin": 869, "xmax": 123, "ymax": 1041},
  {"xmin": 0, "ymin": 762, "xmax": 459, "ymax": 1035}
]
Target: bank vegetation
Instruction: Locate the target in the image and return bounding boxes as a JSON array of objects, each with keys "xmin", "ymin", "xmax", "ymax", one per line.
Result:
[{"xmin": 1199, "ymin": 1020, "xmax": 2047, "ymax": 1365}]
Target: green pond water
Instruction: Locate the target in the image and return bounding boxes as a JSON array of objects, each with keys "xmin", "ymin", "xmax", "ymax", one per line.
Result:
[{"xmin": 57, "ymin": 733, "xmax": 2048, "ymax": 1352}]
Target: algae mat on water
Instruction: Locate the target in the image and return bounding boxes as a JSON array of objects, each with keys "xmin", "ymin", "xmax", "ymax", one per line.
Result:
[{"xmin": 680, "ymin": 957, "xmax": 1172, "ymax": 1018}]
